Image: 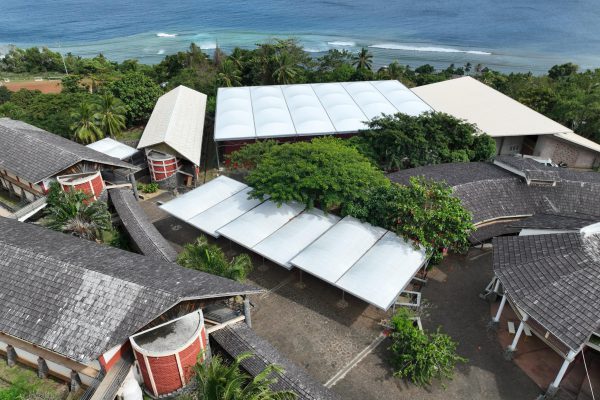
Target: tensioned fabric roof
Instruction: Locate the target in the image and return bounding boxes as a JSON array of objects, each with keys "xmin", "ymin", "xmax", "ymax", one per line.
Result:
[
  {"xmin": 214, "ymin": 80, "xmax": 432, "ymax": 141},
  {"xmin": 160, "ymin": 176, "xmax": 427, "ymax": 310},
  {"xmin": 138, "ymin": 85, "xmax": 207, "ymax": 165},
  {"xmin": 86, "ymin": 138, "xmax": 138, "ymax": 160}
]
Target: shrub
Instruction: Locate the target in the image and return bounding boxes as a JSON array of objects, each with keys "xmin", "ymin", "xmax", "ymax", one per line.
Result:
[
  {"xmin": 137, "ymin": 182, "xmax": 159, "ymax": 193},
  {"xmin": 177, "ymin": 236, "xmax": 253, "ymax": 281},
  {"xmin": 389, "ymin": 309, "xmax": 466, "ymax": 386}
]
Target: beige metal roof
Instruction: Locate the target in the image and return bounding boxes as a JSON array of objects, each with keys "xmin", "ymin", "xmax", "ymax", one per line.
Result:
[
  {"xmin": 412, "ymin": 76, "xmax": 572, "ymax": 138},
  {"xmin": 138, "ymin": 85, "xmax": 207, "ymax": 166}
]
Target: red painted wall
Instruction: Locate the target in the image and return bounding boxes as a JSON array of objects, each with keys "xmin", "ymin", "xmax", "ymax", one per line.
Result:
[{"xmin": 148, "ymin": 355, "xmax": 181, "ymax": 395}]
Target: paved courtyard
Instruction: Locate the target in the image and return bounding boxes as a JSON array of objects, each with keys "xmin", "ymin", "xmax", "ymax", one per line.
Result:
[{"xmin": 146, "ymin": 197, "xmax": 543, "ymax": 400}]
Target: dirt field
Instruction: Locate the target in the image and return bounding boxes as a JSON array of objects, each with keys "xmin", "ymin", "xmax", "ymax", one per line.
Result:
[{"xmin": 2, "ymin": 80, "xmax": 62, "ymax": 93}]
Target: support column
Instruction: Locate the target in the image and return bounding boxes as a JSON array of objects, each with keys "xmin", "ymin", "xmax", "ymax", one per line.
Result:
[
  {"xmin": 243, "ymin": 296, "xmax": 252, "ymax": 328},
  {"xmin": 493, "ymin": 278, "xmax": 501, "ymax": 293},
  {"xmin": 506, "ymin": 315, "xmax": 529, "ymax": 354},
  {"xmin": 37, "ymin": 357, "xmax": 49, "ymax": 379},
  {"xmin": 69, "ymin": 370, "xmax": 82, "ymax": 392},
  {"xmin": 493, "ymin": 295, "xmax": 507, "ymax": 323},
  {"xmin": 129, "ymin": 174, "xmax": 139, "ymax": 200},
  {"xmin": 6, "ymin": 345, "xmax": 16, "ymax": 367},
  {"xmin": 547, "ymin": 351, "xmax": 576, "ymax": 394}
]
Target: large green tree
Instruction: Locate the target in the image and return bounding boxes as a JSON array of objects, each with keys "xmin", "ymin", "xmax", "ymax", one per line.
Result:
[
  {"xmin": 343, "ymin": 177, "xmax": 473, "ymax": 264},
  {"xmin": 352, "ymin": 48, "xmax": 373, "ymax": 71},
  {"xmin": 108, "ymin": 72, "xmax": 163, "ymax": 125},
  {"xmin": 353, "ymin": 112, "xmax": 496, "ymax": 171},
  {"xmin": 238, "ymin": 137, "xmax": 389, "ymax": 211}
]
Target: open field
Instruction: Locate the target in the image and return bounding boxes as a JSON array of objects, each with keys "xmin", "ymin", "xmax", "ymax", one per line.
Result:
[{"xmin": 2, "ymin": 79, "xmax": 62, "ymax": 93}]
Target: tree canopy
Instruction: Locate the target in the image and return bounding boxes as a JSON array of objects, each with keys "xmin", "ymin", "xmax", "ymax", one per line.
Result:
[
  {"xmin": 343, "ymin": 177, "xmax": 473, "ymax": 264},
  {"xmin": 351, "ymin": 112, "xmax": 496, "ymax": 171},
  {"xmin": 108, "ymin": 72, "xmax": 163, "ymax": 125},
  {"xmin": 239, "ymin": 137, "xmax": 389, "ymax": 211}
]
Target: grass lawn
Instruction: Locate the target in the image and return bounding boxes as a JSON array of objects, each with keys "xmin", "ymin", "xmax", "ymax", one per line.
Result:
[
  {"xmin": 0, "ymin": 72, "xmax": 65, "ymax": 82},
  {"xmin": 0, "ymin": 357, "xmax": 82, "ymax": 399},
  {"xmin": 117, "ymin": 127, "xmax": 144, "ymax": 142}
]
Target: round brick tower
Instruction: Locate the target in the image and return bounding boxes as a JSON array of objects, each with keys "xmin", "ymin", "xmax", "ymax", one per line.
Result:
[
  {"xmin": 130, "ymin": 311, "xmax": 208, "ymax": 398},
  {"xmin": 56, "ymin": 171, "xmax": 105, "ymax": 201},
  {"xmin": 147, "ymin": 151, "xmax": 181, "ymax": 182}
]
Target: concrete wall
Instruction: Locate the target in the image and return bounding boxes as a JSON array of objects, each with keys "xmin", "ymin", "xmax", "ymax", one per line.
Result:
[
  {"xmin": 495, "ymin": 136, "xmax": 524, "ymax": 155},
  {"xmin": 534, "ymin": 135, "xmax": 600, "ymax": 169}
]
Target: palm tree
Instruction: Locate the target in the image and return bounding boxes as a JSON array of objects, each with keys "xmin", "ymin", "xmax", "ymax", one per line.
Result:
[
  {"xmin": 218, "ymin": 59, "xmax": 242, "ymax": 87},
  {"xmin": 177, "ymin": 236, "xmax": 253, "ymax": 282},
  {"xmin": 95, "ymin": 93, "xmax": 126, "ymax": 138},
  {"xmin": 70, "ymin": 102, "xmax": 103, "ymax": 144},
  {"xmin": 195, "ymin": 352, "xmax": 297, "ymax": 400},
  {"xmin": 352, "ymin": 48, "xmax": 373, "ymax": 71},
  {"xmin": 44, "ymin": 183, "xmax": 112, "ymax": 241},
  {"xmin": 272, "ymin": 53, "xmax": 300, "ymax": 84}
]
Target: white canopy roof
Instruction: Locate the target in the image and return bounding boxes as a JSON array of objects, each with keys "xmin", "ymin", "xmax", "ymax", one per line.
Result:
[
  {"xmin": 160, "ymin": 176, "xmax": 428, "ymax": 310},
  {"xmin": 214, "ymin": 80, "xmax": 432, "ymax": 141},
  {"xmin": 86, "ymin": 138, "xmax": 138, "ymax": 160},
  {"xmin": 412, "ymin": 76, "xmax": 571, "ymax": 138},
  {"xmin": 138, "ymin": 85, "xmax": 207, "ymax": 165}
]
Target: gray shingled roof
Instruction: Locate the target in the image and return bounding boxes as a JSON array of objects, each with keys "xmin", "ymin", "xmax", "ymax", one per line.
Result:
[
  {"xmin": 493, "ymin": 233, "xmax": 600, "ymax": 351},
  {"xmin": 510, "ymin": 213, "xmax": 600, "ymax": 230},
  {"xmin": 0, "ymin": 118, "xmax": 133, "ymax": 183},
  {"xmin": 0, "ymin": 217, "xmax": 262, "ymax": 362},
  {"xmin": 211, "ymin": 322, "xmax": 341, "ymax": 400},
  {"xmin": 387, "ymin": 160, "xmax": 600, "ymax": 241},
  {"xmin": 109, "ymin": 189, "xmax": 178, "ymax": 262}
]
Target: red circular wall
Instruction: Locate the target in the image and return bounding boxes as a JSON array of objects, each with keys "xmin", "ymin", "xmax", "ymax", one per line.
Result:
[
  {"xmin": 59, "ymin": 172, "xmax": 104, "ymax": 202},
  {"xmin": 148, "ymin": 155, "xmax": 180, "ymax": 182}
]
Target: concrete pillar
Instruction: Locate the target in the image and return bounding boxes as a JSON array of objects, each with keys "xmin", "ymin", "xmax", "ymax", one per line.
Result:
[
  {"xmin": 548, "ymin": 351, "xmax": 576, "ymax": 394},
  {"xmin": 37, "ymin": 357, "xmax": 49, "ymax": 379},
  {"xmin": 493, "ymin": 295, "xmax": 507, "ymax": 323},
  {"xmin": 493, "ymin": 278, "xmax": 501, "ymax": 293},
  {"xmin": 507, "ymin": 315, "xmax": 529, "ymax": 352},
  {"xmin": 129, "ymin": 174, "xmax": 139, "ymax": 201},
  {"xmin": 243, "ymin": 296, "xmax": 252, "ymax": 328},
  {"xmin": 6, "ymin": 345, "xmax": 16, "ymax": 367},
  {"xmin": 70, "ymin": 370, "xmax": 82, "ymax": 392}
]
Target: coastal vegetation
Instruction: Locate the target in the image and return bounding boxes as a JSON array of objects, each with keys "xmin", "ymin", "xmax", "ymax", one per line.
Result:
[{"xmin": 2, "ymin": 43, "xmax": 600, "ymax": 143}]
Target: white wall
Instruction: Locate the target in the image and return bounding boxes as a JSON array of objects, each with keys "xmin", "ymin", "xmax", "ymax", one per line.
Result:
[{"xmin": 497, "ymin": 136, "xmax": 524, "ymax": 155}]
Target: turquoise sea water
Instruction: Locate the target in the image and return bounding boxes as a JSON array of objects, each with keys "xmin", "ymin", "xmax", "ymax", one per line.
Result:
[{"xmin": 2, "ymin": 0, "xmax": 600, "ymax": 73}]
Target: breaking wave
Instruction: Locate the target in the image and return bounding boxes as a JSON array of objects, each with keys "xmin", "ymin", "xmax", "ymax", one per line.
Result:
[
  {"xmin": 369, "ymin": 43, "xmax": 491, "ymax": 55},
  {"xmin": 327, "ymin": 41, "xmax": 356, "ymax": 47},
  {"xmin": 156, "ymin": 32, "xmax": 178, "ymax": 38}
]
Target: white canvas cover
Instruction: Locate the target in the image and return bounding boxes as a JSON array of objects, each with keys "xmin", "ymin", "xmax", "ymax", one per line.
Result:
[
  {"xmin": 217, "ymin": 201, "xmax": 306, "ymax": 248},
  {"xmin": 159, "ymin": 176, "xmax": 247, "ymax": 222},
  {"xmin": 336, "ymin": 232, "xmax": 427, "ymax": 310},
  {"xmin": 253, "ymin": 209, "xmax": 340, "ymax": 268},
  {"xmin": 86, "ymin": 138, "xmax": 138, "ymax": 160},
  {"xmin": 290, "ymin": 216, "xmax": 387, "ymax": 284},
  {"xmin": 214, "ymin": 81, "xmax": 432, "ymax": 141}
]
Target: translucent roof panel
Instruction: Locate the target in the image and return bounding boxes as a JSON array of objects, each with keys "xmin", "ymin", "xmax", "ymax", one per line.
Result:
[
  {"xmin": 310, "ymin": 83, "xmax": 369, "ymax": 133},
  {"xmin": 281, "ymin": 85, "xmax": 335, "ymax": 135},
  {"xmin": 160, "ymin": 176, "xmax": 247, "ymax": 222},
  {"xmin": 342, "ymin": 81, "xmax": 398, "ymax": 120},
  {"xmin": 217, "ymin": 201, "xmax": 306, "ymax": 248},
  {"xmin": 186, "ymin": 188, "xmax": 263, "ymax": 237},
  {"xmin": 250, "ymin": 86, "xmax": 296, "ymax": 138},
  {"xmin": 291, "ymin": 216, "xmax": 387, "ymax": 284},
  {"xmin": 253, "ymin": 209, "xmax": 340, "ymax": 269},
  {"xmin": 371, "ymin": 80, "xmax": 433, "ymax": 116},
  {"xmin": 214, "ymin": 87, "xmax": 256, "ymax": 141},
  {"xmin": 336, "ymin": 232, "xmax": 427, "ymax": 310},
  {"xmin": 86, "ymin": 138, "xmax": 138, "ymax": 160}
]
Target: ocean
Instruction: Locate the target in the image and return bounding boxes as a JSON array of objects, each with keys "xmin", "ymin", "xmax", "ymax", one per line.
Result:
[{"xmin": 2, "ymin": 0, "xmax": 600, "ymax": 74}]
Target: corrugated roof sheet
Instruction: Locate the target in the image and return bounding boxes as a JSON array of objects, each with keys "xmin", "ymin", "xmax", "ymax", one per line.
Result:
[
  {"xmin": 0, "ymin": 118, "xmax": 133, "ymax": 183},
  {"xmin": 0, "ymin": 217, "xmax": 262, "ymax": 362},
  {"xmin": 138, "ymin": 86, "xmax": 206, "ymax": 166}
]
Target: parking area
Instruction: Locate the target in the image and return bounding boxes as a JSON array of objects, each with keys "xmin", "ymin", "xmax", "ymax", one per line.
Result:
[{"xmin": 146, "ymin": 196, "xmax": 542, "ymax": 400}]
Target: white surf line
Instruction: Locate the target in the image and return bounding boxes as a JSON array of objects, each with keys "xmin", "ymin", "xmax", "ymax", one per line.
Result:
[
  {"xmin": 324, "ymin": 333, "xmax": 386, "ymax": 388},
  {"xmin": 260, "ymin": 275, "xmax": 296, "ymax": 299}
]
